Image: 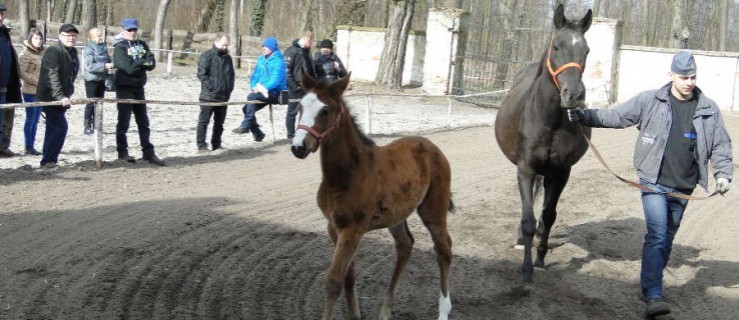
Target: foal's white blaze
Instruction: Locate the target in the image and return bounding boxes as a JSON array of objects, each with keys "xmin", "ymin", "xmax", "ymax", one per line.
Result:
[
  {"xmin": 438, "ymin": 292, "xmax": 452, "ymax": 320},
  {"xmin": 292, "ymin": 92, "xmax": 325, "ymax": 146}
]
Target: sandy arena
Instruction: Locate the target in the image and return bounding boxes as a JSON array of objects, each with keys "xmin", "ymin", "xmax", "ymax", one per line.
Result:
[{"xmin": 1, "ymin": 68, "xmax": 738, "ymax": 319}]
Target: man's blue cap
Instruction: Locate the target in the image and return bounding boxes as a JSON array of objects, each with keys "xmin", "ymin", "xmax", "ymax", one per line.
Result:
[
  {"xmin": 262, "ymin": 37, "xmax": 278, "ymax": 52},
  {"xmin": 121, "ymin": 18, "xmax": 139, "ymax": 30},
  {"xmin": 671, "ymin": 51, "xmax": 697, "ymax": 75}
]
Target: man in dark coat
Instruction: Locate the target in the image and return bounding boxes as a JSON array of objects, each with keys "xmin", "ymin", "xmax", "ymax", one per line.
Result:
[
  {"xmin": 0, "ymin": 4, "xmax": 23, "ymax": 158},
  {"xmin": 36, "ymin": 23, "xmax": 79, "ymax": 169},
  {"xmin": 282, "ymin": 31, "xmax": 316, "ymax": 143},
  {"xmin": 196, "ymin": 33, "xmax": 235, "ymax": 153},
  {"xmin": 113, "ymin": 18, "xmax": 165, "ymax": 166},
  {"xmin": 313, "ymin": 39, "xmax": 347, "ymax": 81}
]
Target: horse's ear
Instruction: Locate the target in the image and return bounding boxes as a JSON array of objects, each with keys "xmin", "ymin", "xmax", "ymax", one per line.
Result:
[
  {"xmin": 553, "ymin": 3, "xmax": 566, "ymax": 30},
  {"xmin": 301, "ymin": 69, "xmax": 317, "ymax": 92},
  {"xmin": 328, "ymin": 72, "xmax": 351, "ymax": 97},
  {"xmin": 576, "ymin": 9, "xmax": 592, "ymax": 33}
]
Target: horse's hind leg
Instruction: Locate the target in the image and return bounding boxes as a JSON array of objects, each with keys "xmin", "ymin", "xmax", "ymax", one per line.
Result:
[
  {"xmin": 417, "ymin": 195, "xmax": 453, "ymax": 320},
  {"xmin": 535, "ymin": 168, "xmax": 571, "ymax": 269},
  {"xmin": 324, "ymin": 224, "xmax": 363, "ymax": 320},
  {"xmin": 379, "ymin": 220, "xmax": 415, "ymax": 320}
]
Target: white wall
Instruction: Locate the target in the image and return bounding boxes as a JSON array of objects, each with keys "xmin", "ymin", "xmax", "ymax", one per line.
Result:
[
  {"xmin": 617, "ymin": 47, "xmax": 739, "ymax": 111},
  {"xmin": 583, "ymin": 18, "xmax": 621, "ymax": 107},
  {"xmin": 336, "ymin": 27, "xmax": 425, "ymax": 86}
]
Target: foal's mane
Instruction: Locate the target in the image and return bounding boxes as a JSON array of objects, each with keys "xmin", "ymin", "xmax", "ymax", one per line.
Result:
[{"xmin": 314, "ymin": 78, "xmax": 376, "ymax": 148}]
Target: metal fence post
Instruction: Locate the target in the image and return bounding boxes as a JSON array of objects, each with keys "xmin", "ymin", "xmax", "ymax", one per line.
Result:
[
  {"xmin": 447, "ymin": 97, "xmax": 453, "ymax": 127},
  {"xmin": 366, "ymin": 95, "xmax": 372, "ymax": 134},
  {"xmin": 167, "ymin": 50, "xmax": 173, "ymax": 76}
]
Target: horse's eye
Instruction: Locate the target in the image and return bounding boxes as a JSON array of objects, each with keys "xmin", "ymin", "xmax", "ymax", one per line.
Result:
[{"xmin": 321, "ymin": 108, "xmax": 329, "ymax": 116}]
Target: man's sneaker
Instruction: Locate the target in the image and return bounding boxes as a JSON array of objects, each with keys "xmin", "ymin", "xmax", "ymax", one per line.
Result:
[
  {"xmin": 645, "ymin": 297, "xmax": 670, "ymax": 317},
  {"xmin": 40, "ymin": 162, "xmax": 58, "ymax": 170},
  {"xmin": 254, "ymin": 131, "xmax": 266, "ymax": 142},
  {"xmin": 25, "ymin": 147, "xmax": 41, "ymax": 156},
  {"xmin": 84, "ymin": 126, "xmax": 93, "ymax": 135},
  {"xmin": 118, "ymin": 155, "xmax": 136, "ymax": 163},
  {"xmin": 0, "ymin": 148, "xmax": 16, "ymax": 157},
  {"xmin": 232, "ymin": 127, "xmax": 249, "ymax": 134},
  {"xmin": 144, "ymin": 155, "xmax": 166, "ymax": 167}
]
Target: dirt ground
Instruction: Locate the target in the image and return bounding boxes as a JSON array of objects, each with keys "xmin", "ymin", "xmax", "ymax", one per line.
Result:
[{"xmin": 1, "ymin": 69, "xmax": 738, "ymax": 319}]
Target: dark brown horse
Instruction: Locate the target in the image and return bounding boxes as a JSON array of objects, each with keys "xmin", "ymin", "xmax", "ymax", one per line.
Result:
[
  {"xmin": 291, "ymin": 73, "xmax": 454, "ymax": 320},
  {"xmin": 494, "ymin": 4, "xmax": 592, "ymax": 285}
]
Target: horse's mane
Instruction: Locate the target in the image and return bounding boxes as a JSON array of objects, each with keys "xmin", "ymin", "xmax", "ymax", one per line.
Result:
[{"xmin": 341, "ymin": 98, "xmax": 376, "ymax": 147}]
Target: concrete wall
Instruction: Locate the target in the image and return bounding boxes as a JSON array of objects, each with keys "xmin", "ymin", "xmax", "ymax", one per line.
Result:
[
  {"xmin": 617, "ymin": 47, "xmax": 739, "ymax": 111},
  {"xmin": 336, "ymin": 26, "xmax": 425, "ymax": 86},
  {"xmin": 583, "ymin": 17, "xmax": 622, "ymax": 107}
]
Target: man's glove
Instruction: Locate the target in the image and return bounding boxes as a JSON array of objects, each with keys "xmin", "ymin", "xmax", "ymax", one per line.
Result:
[
  {"xmin": 567, "ymin": 108, "xmax": 585, "ymax": 123},
  {"xmin": 716, "ymin": 178, "xmax": 730, "ymax": 195}
]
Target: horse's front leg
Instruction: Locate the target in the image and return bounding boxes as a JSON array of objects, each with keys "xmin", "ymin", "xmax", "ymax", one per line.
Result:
[
  {"xmin": 324, "ymin": 225, "xmax": 363, "ymax": 320},
  {"xmin": 517, "ymin": 167, "xmax": 538, "ymax": 284},
  {"xmin": 535, "ymin": 168, "xmax": 571, "ymax": 269}
]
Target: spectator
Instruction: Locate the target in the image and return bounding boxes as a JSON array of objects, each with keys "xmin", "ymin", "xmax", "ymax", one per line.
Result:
[
  {"xmin": 36, "ymin": 23, "xmax": 80, "ymax": 169},
  {"xmin": 568, "ymin": 51, "xmax": 733, "ymax": 318},
  {"xmin": 283, "ymin": 31, "xmax": 316, "ymax": 143},
  {"xmin": 82, "ymin": 27, "xmax": 114, "ymax": 135},
  {"xmin": 231, "ymin": 37, "xmax": 286, "ymax": 142},
  {"xmin": 113, "ymin": 18, "xmax": 165, "ymax": 166},
  {"xmin": 313, "ymin": 39, "xmax": 347, "ymax": 81},
  {"xmin": 196, "ymin": 33, "xmax": 235, "ymax": 153},
  {"xmin": 18, "ymin": 29, "xmax": 44, "ymax": 156},
  {"xmin": 0, "ymin": 4, "xmax": 23, "ymax": 158}
]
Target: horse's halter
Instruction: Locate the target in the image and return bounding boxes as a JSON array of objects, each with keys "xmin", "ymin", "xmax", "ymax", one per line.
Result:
[
  {"xmin": 546, "ymin": 33, "xmax": 584, "ymax": 92},
  {"xmin": 297, "ymin": 99, "xmax": 345, "ymax": 147}
]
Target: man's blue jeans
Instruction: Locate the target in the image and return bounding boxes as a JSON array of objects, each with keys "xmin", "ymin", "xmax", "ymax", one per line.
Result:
[
  {"xmin": 240, "ymin": 92, "xmax": 277, "ymax": 139},
  {"xmin": 639, "ymin": 179, "xmax": 691, "ymax": 300}
]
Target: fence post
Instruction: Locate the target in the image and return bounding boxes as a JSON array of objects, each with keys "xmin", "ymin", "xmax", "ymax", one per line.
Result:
[
  {"xmin": 167, "ymin": 50, "xmax": 173, "ymax": 76},
  {"xmin": 366, "ymin": 95, "xmax": 372, "ymax": 134},
  {"xmin": 447, "ymin": 97, "xmax": 452, "ymax": 127},
  {"xmin": 269, "ymin": 104, "xmax": 276, "ymax": 143},
  {"xmin": 93, "ymin": 100, "xmax": 104, "ymax": 169}
]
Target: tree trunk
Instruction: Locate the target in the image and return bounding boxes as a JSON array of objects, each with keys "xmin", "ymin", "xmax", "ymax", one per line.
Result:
[
  {"xmin": 65, "ymin": 0, "xmax": 77, "ymax": 22},
  {"xmin": 18, "ymin": 0, "xmax": 30, "ymax": 39},
  {"xmin": 494, "ymin": 0, "xmax": 516, "ymax": 90},
  {"xmin": 300, "ymin": 0, "xmax": 314, "ymax": 33},
  {"xmin": 375, "ymin": 0, "xmax": 415, "ymax": 89},
  {"xmin": 718, "ymin": 0, "xmax": 727, "ymax": 51},
  {"xmin": 153, "ymin": 0, "xmax": 172, "ymax": 61},
  {"xmin": 105, "ymin": 0, "xmax": 111, "ymax": 27},
  {"xmin": 214, "ymin": 0, "xmax": 225, "ymax": 32},
  {"xmin": 671, "ymin": 0, "xmax": 690, "ymax": 49},
  {"xmin": 249, "ymin": 0, "xmax": 265, "ymax": 36},
  {"xmin": 229, "ymin": 0, "xmax": 240, "ymax": 68},
  {"xmin": 46, "ymin": 0, "xmax": 52, "ymax": 23},
  {"xmin": 81, "ymin": 0, "xmax": 96, "ymax": 30},
  {"xmin": 333, "ymin": 0, "xmax": 367, "ymax": 37},
  {"xmin": 593, "ymin": 0, "xmax": 600, "ymax": 16},
  {"xmin": 194, "ymin": 0, "xmax": 218, "ymax": 32}
]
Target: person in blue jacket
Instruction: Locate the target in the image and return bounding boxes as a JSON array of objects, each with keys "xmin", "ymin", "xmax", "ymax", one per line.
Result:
[
  {"xmin": 232, "ymin": 37, "xmax": 287, "ymax": 142},
  {"xmin": 568, "ymin": 51, "xmax": 733, "ymax": 318}
]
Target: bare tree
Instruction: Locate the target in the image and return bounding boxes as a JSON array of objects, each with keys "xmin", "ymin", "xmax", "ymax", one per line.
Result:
[
  {"xmin": 229, "ymin": 0, "xmax": 240, "ymax": 67},
  {"xmin": 18, "ymin": 0, "xmax": 30, "ymax": 39},
  {"xmin": 672, "ymin": 0, "xmax": 691, "ymax": 49},
  {"xmin": 718, "ymin": 0, "xmax": 728, "ymax": 51},
  {"xmin": 81, "ymin": 0, "xmax": 96, "ymax": 30},
  {"xmin": 249, "ymin": 0, "xmax": 266, "ymax": 36},
  {"xmin": 153, "ymin": 0, "xmax": 172, "ymax": 61},
  {"xmin": 375, "ymin": 0, "xmax": 415, "ymax": 88},
  {"xmin": 65, "ymin": 0, "xmax": 77, "ymax": 22},
  {"xmin": 194, "ymin": 0, "xmax": 218, "ymax": 33},
  {"xmin": 300, "ymin": 0, "xmax": 314, "ymax": 33}
]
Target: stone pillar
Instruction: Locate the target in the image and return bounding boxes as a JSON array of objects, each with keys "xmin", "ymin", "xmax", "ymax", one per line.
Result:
[
  {"xmin": 422, "ymin": 8, "xmax": 467, "ymax": 95},
  {"xmin": 583, "ymin": 17, "xmax": 623, "ymax": 107}
]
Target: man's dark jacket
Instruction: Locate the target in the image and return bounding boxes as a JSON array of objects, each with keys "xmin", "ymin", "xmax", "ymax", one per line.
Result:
[
  {"xmin": 197, "ymin": 46, "xmax": 235, "ymax": 102},
  {"xmin": 283, "ymin": 39, "xmax": 316, "ymax": 92},
  {"xmin": 0, "ymin": 26, "xmax": 22, "ymax": 104},
  {"xmin": 113, "ymin": 37, "xmax": 156, "ymax": 89},
  {"xmin": 36, "ymin": 41, "xmax": 78, "ymax": 103}
]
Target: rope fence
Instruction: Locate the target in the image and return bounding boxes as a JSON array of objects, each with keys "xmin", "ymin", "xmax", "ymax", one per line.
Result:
[{"xmin": 0, "ymin": 91, "xmax": 501, "ymax": 169}]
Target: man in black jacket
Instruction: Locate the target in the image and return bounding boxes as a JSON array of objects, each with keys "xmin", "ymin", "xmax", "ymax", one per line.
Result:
[
  {"xmin": 196, "ymin": 33, "xmax": 234, "ymax": 153},
  {"xmin": 113, "ymin": 18, "xmax": 164, "ymax": 166},
  {"xmin": 0, "ymin": 4, "xmax": 23, "ymax": 158},
  {"xmin": 283, "ymin": 31, "xmax": 316, "ymax": 143},
  {"xmin": 36, "ymin": 23, "xmax": 79, "ymax": 169},
  {"xmin": 313, "ymin": 39, "xmax": 347, "ymax": 81}
]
